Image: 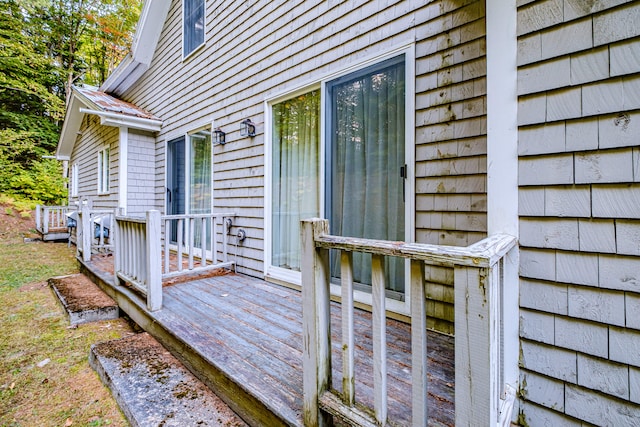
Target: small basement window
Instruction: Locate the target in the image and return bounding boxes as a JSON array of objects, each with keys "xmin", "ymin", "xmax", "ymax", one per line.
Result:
[{"xmin": 183, "ymin": 0, "xmax": 205, "ymax": 58}]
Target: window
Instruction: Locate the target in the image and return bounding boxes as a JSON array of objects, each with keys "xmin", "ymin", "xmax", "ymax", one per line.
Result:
[
  {"xmin": 97, "ymin": 147, "xmax": 110, "ymax": 194},
  {"xmin": 183, "ymin": 0, "xmax": 205, "ymax": 57},
  {"xmin": 71, "ymin": 163, "xmax": 79, "ymax": 197},
  {"xmin": 267, "ymin": 52, "xmax": 411, "ymax": 304}
]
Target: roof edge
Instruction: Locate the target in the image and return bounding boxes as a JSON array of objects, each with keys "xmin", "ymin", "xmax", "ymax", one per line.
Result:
[
  {"xmin": 56, "ymin": 92, "xmax": 89, "ymax": 160},
  {"xmin": 100, "ymin": 0, "xmax": 172, "ymax": 96}
]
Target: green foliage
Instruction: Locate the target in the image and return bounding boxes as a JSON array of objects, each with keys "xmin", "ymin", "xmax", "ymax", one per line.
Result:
[
  {"xmin": 0, "ymin": 0, "xmax": 141, "ymax": 207},
  {"xmin": 0, "ymin": 129, "xmax": 66, "ymax": 205}
]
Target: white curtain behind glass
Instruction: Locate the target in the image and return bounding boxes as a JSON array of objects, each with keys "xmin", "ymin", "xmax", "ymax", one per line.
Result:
[
  {"xmin": 272, "ymin": 90, "xmax": 320, "ymax": 271},
  {"xmin": 329, "ymin": 59, "xmax": 405, "ymax": 293},
  {"xmin": 189, "ymin": 132, "xmax": 211, "ymax": 248}
]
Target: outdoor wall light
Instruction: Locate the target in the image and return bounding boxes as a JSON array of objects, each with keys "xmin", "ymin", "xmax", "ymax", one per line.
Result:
[
  {"xmin": 240, "ymin": 118, "xmax": 256, "ymax": 137},
  {"xmin": 213, "ymin": 127, "xmax": 226, "ymax": 145}
]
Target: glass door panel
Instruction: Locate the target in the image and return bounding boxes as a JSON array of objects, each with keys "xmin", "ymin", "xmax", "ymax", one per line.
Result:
[
  {"xmin": 189, "ymin": 130, "xmax": 212, "ymax": 250},
  {"xmin": 326, "ymin": 56, "xmax": 406, "ymax": 295},
  {"xmin": 167, "ymin": 137, "xmax": 186, "ymax": 243},
  {"xmin": 271, "ymin": 89, "xmax": 321, "ymax": 271}
]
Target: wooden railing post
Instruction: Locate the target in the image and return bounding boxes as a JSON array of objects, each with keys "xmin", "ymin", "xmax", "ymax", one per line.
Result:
[
  {"xmin": 81, "ymin": 204, "xmax": 91, "ymax": 262},
  {"xmin": 454, "ymin": 265, "xmax": 496, "ymax": 426},
  {"xmin": 43, "ymin": 207, "xmax": 50, "ymax": 234},
  {"xmin": 35, "ymin": 205, "xmax": 42, "ymax": 232},
  {"xmin": 301, "ymin": 218, "xmax": 332, "ymax": 427},
  {"xmin": 146, "ymin": 210, "xmax": 162, "ymax": 311},
  {"xmin": 410, "ymin": 259, "xmax": 428, "ymax": 427}
]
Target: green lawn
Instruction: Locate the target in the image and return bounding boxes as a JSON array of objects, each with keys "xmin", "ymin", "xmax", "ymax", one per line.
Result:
[{"xmin": 0, "ymin": 208, "xmax": 131, "ymax": 427}]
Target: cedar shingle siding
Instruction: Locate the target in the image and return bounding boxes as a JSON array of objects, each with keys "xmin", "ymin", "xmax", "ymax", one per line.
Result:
[{"xmin": 517, "ymin": 0, "xmax": 640, "ymax": 424}]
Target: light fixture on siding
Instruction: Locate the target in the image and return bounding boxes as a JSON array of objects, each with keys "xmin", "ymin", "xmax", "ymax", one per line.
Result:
[
  {"xmin": 240, "ymin": 118, "xmax": 256, "ymax": 137},
  {"xmin": 213, "ymin": 127, "xmax": 226, "ymax": 145}
]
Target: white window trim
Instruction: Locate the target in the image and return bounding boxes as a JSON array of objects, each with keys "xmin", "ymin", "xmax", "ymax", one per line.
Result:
[
  {"xmin": 71, "ymin": 162, "xmax": 79, "ymax": 198},
  {"xmin": 182, "ymin": 0, "xmax": 206, "ymax": 60},
  {"xmin": 264, "ymin": 43, "xmax": 416, "ymax": 317},
  {"xmin": 97, "ymin": 146, "xmax": 110, "ymax": 195}
]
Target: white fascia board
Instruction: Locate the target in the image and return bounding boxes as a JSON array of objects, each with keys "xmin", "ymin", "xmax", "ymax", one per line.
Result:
[
  {"xmin": 100, "ymin": 0, "xmax": 171, "ymax": 96},
  {"xmin": 56, "ymin": 94, "xmax": 88, "ymax": 160},
  {"xmin": 79, "ymin": 108, "xmax": 163, "ymax": 132}
]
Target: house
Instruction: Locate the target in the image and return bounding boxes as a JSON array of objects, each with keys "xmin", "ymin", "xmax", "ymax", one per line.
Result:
[{"xmin": 55, "ymin": 0, "xmax": 640, "ymax": 425}]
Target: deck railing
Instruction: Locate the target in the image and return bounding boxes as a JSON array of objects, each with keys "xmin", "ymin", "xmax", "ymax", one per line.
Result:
[
  {"xmin": 77, "ymin": 206, "xmax": 116, "ymax": 262},
  {"xmin": 300, "ymin": 218, "xmax": 517, "ymax": 427},
  {"xmin": 114, "ymin": 210, "xmax": 236, "ymax": 311},
  {"xmin": 35, "ymin": 204, "xmax": 70, "ymax": 235},
  {"xmin": 162, "ymin": 213, "xmax": 235, "ymax": 278}
]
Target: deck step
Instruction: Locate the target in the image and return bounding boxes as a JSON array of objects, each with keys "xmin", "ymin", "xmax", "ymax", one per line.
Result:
[
  {"xmin": 49, "ymin": 273, "xmax": 119, "ymax": 325},
  {"xmin": 89, "ymin": 332, "xmax": 248, "ymax": 427}
]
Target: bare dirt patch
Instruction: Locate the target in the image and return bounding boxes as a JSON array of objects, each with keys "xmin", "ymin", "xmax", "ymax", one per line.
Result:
[
  {"xmin": 49, "ymin": 274, "xmax": 116, "ymax": 312},
  {"xmin": 0, "ymin": 203, "xmax": 38, "ymax": 242}
]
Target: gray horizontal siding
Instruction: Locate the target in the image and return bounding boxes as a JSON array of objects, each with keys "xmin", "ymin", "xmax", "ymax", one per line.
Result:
[
  {"xmin": 69, "ymin": 115, "xmax": 120, "ymax": 211},
  {"xmin": 119, "ymin": 0, "xmax": 489, "ymax": 308}
]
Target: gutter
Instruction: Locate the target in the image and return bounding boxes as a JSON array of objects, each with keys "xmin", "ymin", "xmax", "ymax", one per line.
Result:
[{"xmin": 79, "ymin": 108, "xmax": 163, "ymax": 132}]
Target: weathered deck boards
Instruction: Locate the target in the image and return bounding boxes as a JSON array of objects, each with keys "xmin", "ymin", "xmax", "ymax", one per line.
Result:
[{"xmin": 84, "ymin": 255, "xmax": 454, "ymax": 426}]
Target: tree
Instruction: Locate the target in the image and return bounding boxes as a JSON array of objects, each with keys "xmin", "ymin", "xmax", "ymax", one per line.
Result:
[
  {"xmin": 0, "ymin": 0, "xmax": 63, "ymax": 173},
  {"xmin": 0, "ymin": 0, "xmax": 141, "ymax": 204},
  {"xmin": 84, "ymin": 0, "xmax": 141, "ymax": 86}
]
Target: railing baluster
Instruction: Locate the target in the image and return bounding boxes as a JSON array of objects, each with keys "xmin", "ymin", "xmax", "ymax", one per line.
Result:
[
  {"xmin": 177, "ymin": 219, "xmax": 183, "ymax": 272},
  {"xmin": 140, "ymin": 222, "xmax": 147, "ymax": 283},
  {"xmin": 371, "ymin": 254, "xmax": 388, "ymax": 425},
  {"xmin": 201, "ymin": 217, "xmax": 207, "ymax": 267},
  {"xmin": 127, "ymin": 223, "xmax": 133, "ymax": 280},
  {"xmin": 99, "ymin": 215, "xmax": 105, "ymax": 248},
  {"xmin": 410, "ymin": 259, "xmax": 428, "ymax": 427},
  {"xmin": 212, "ymin": 217, "xmax": 218, "ymax": 264},
  {"xmin": 188, "ymin": 217, "xmax": 195, "ymax": 270},
  {"xmin": 223, "ymin": 217, "xmax": 229, "ymax": 263},
  {"xmin": 340, "ymin": 250, "xmax": 355, "ymax": 406},
  {"xmin": 131, "ymin": 223, "xmax": 137, "ymax": 280},
  {"xmin": 164, "ymin": 219, "xmax": 170, "ymax": 274}
]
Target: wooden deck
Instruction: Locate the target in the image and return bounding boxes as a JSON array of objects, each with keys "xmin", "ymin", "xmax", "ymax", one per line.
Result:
[{"xmin": 82, "ymin": 254, "xmax": 454, "ymax": 427}]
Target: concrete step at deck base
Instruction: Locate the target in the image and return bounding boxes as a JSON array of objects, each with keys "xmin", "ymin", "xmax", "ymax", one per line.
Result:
[
  {"xmin": 90, "ymin": 332, "xmax": 248, "ymax": 427},
  {"xmin": 49, "ymin": 273, "xmax": 119, "ymax": 325}
]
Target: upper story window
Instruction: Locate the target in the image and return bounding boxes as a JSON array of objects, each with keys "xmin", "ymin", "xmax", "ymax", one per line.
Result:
[
  {"xmin": 97, "ymin": 147, "xmax": 110, "ymax": 194},
  {"xmin": 183, "ymin": 0, "xmax": 205, "ymax": 58}
]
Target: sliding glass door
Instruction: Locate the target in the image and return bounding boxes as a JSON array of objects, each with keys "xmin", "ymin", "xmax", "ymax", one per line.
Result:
[
  {"xmin": 166, "ymin": 129, "xmax": 212, "ymax": 248},
  {"xmin": 326, "ymin": 56, "xmax": 406, "ymax": 295},
  {"xmin": 269, "ymin": 53, "xmax": 409, "ymax": 301}
]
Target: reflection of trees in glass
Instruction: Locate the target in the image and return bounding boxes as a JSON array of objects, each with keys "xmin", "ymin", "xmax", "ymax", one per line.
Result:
[
  {"xmin": 272, "ymin": 90, "xmax": 320, "ymax": 270},
  {"xmin": 189, "ymin": 132, "xmax": 211, "ymax": 215}
]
